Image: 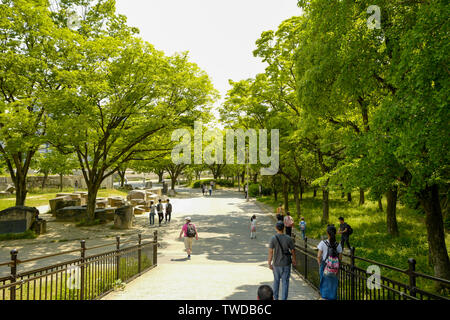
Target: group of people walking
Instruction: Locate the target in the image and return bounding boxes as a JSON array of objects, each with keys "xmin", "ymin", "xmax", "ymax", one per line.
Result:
[
  {"xmin": 149, "ymin": 198, "xmax": 172, "ymax": 227},
  {"xmin": 267, "ymin": 203, "xmax": 353, "ymax": 300},
  {"xmin": 201, "ymin": 181, "xmax": 214, "ymax": 196},
  {"xmin": 275, "ymin": 203, "xmax": 306, "ymax": 239}
]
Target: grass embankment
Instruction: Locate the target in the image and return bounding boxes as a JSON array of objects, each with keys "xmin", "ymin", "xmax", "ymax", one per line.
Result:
[{"xmin": 258, "ymin": 190, "xmax": 450, "ymax": 295}]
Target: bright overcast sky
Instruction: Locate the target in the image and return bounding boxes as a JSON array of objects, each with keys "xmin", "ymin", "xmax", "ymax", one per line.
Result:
[{"xmin": 115, "ymin": 0, "xmax": 302, "ymax": 120}]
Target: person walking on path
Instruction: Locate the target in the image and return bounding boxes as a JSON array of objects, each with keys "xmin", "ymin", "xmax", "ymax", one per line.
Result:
[
  {"xmin": 201, "ymin": 184, "xmax": 205, "ymax": 196},
  {"xmin": 244, "ymin": 184, "xmax": 248, "ymax": 199},
  {"xmin": 149, "ymin": 200, "xmax": 156, "ymax": 226},
  {"xmin": 209, "ymin": 184, "xmax": 213, "ymax": 196},
  {"xmin": 165, "ymin": 199, "xmax": 172, "ymax": 223},
  {"xmin": 250, "ymin": 215, "xmax": 257, "ymax": 239},
  {"xmin": 276, "ymin": 204, "xmax": 284, "ymax": 221},
  {"xmin": 299, "ymin": 217, "xmax": 307, "ymax": 240},
  {"xmin": 179, "ymin": 217, "xmax": 198, "ymax": 259},
  {"xmin": 268, "ymin": 221, "xmax": 297, "ymax": 300},
  {"xmin": 317, "ymin": 225, "xmax": 342, "ymax": 300},
  {"xmin": 157, "ymin": 199, "xmax": 164, "ymax": 226},
  {"xmin": 283, "ymin": 212, "xmax": 294, "ymax": 237},
  {"xmin": 337, "ymin": 217, "xmax": 352, "ymax": 251}
]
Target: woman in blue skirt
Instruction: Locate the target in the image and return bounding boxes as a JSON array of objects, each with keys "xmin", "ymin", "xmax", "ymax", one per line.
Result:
[{"xmin": 317, "ymin": 225, "xmax": 342, "ymax": 300}]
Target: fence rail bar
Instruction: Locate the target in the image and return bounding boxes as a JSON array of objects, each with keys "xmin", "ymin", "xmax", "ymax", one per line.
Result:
[
  {"xmin": 293, "ymin": 241, "xmax": 449, "ymax": 301},
  {"xmin": 0, "ymin": 232, "xmax": 158, "ymax": 301}
]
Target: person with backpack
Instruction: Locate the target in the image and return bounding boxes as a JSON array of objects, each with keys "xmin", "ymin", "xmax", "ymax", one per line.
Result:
[
  {"xmin": 156, "ymin": 199, "xmax": 164, "ymax": 226},
  {"xmin": 268, "ymin": 221, "xmax": 296, "ymax": 300},
  {"xmin": 165, "ymin": 199, "xmax": 172, "ymax": 223},
  {"xmin": 317, "ymin": 225, "xmax": 343, "ymax": 300},
  {"xmin": 149, "ymin": 200, "xmax": 156, "ymax": 226},
  {"xmin": 201, "ymin": 184, "xmax": 205, "ymax": 196},
  {"xmin": 250, "ymin": 215, "xmax": 257, "ymax": 239},
  {"xmin": 179, "ymin": 217, "xmax": 198, "ymax": 259},
  {"xmin": 337, "ymin": 217, "xmax": 352, "ymax": 251},
  {"xmin": 283, "ymin": 212, "xmax": 294, "ymax": 237},
  {"xmin": 299, "ymin": 217, "xmax": 306, "ymax": 240},
  {"xmin": 276, "ymin": 204, "xmax": 284, "ymax": 222}
]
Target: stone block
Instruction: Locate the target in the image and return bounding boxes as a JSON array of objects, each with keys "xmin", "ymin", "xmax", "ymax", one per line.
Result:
[
  {"xmin": 133, "ymin": 206, "xmax": 146, "ymax": 215},
  {"xmin": 96, "ymin": 198, "xmax": 108, "ymax": 209},
  {"xmin": 114, "ymin": 206, "xmax": 134, "ymax": 229},
  {"xmin": 130, "ymin": 199, "xmax": 146, "ymax": 207},
  {"xmin": 108, "ymin": 197, "xmax": 125, "ymax": 208},
  {"xmin": 49, "ymin": 197, "xmax": 81, "ymax": 214},
  {"xmin": 0, "ymin": 206, "xmax": 39, "ymax": 234},
  {"xmin": 55, "ymin": 206, "xmax": 86, "ymax": 221},
  {"xmin": 127, "ymin": 190, "xmax": 146, "ymax": 201}
]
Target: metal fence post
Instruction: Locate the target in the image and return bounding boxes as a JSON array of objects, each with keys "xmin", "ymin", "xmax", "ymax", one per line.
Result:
[
  {"xmin": 80, "ymin": 240, "xmax": 86, "ymax": 300},
  {"xmin": 116, "ymin": 236, "xmax": 120, "ymax": 280},
  {"xmin": 408, "ymin": 258, "xmax": 417, "ymax": 298},
  {"xmin": 350, "ymin": 247, "xmax": 356, "ymax": 300},
  {"xmin": 138, "ymin": 234, "xmax": 142, "ymax": 274},
  {"xmin": 304, "ymin": 237, "xmax": 308, "ymax": 280},
  {"xmin": 153, "ymin": 230, "xmax": 158, "ymax": 266},
  {"xmin": 9, "ymin": 249, "xmax": 18, "ymax": 301}
]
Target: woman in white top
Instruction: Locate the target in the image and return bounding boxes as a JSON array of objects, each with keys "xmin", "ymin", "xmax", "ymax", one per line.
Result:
[
  {"xmin": 317, "ymin": 225, "xmax": 343, "ymax": 300},
  {"xmin": 250, "ymin": 215, "xmax": 257, "ymax": 239}
]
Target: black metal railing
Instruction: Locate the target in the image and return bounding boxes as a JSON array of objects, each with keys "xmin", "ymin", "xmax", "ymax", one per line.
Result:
[
  {"xmin": 292, "ymin": 236, "xmax": 450, "ymax": 300},
  {"xmin": 0, "ymin": 231, "xmax": 158, "ymax": 300}
]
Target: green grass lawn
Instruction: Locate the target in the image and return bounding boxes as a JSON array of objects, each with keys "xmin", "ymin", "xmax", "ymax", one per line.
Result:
[
  {"xmin": 0, "ymin": 188, "xmax": 128, "ymax": 211},
  {"xmin": 258, "ymin": 190, "xmax": 450, "ymax": 295}
]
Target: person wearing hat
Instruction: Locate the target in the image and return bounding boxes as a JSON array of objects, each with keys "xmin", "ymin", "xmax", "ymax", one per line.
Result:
[
  {"xmin": 179, "ymin": 217, "xmax": 198, "ymax": 259},
  {"xmin": 268, "ymin": 221, "xmax": 296, "ymax": 300}
]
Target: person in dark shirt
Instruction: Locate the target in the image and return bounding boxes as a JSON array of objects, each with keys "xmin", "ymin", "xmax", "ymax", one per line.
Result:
[
  {"xmin": 268, "ymin": 222, "xmax": 296, "ymax": 300},
  {"xmin": 338, "ymin": 217, "xmax": 351, "ymax": 250}
]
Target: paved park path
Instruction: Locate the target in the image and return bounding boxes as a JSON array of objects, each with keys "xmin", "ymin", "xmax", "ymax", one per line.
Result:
[{"xmin": 103, "ymin": 189, "xmax": 319, "ymax": 300}]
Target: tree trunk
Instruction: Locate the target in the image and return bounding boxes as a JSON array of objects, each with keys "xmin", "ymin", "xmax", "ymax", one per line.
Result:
[
  {"xmin": 41, "ymin": 171, "xmax": 49, "ymax": 190},
  {"xmin": 313, "ymin": 187, "xmax": 317, "ymax": 198},
  {"xmin": 300, "ymin": 183, "xmax": 304, "ymax": 200},
  {"xmin": 253, "ymin": 173, "xmax": 258, "ymax": 184},
  {"xmin": 282, "ymin": 180, "xmax": 289, "ymax": 212},
  {"xmin": 359, "ymin": 188, "xmax": 365, "ymax": 205},
  {"xmin": 86, "ymin": 184, "xmax": 100, "ymax": 221},
  {"xmin": 347, "ymin": 192, "xmax": 352, "ymax": 202},
  {"xmin": 158, "ymin": 170, "xmax": 164, "ymax": 183},
  {"xmin": 238, "ymin": 174, "xmax": 241, "ymax": 192},
  {"xmin": 171, "ymin": 176, "xmax": 177, "ymax": 190},
  {"xmin": 378, "ymin": 197, "xmax": 383, "ymax": 212},
  {"xmin": 386, "ymin": 187, "xmax": 399, "ymax": 237},
  {"xmin": 273, "ymin": 186, "xmax": 278, "ymax": 201},
  {"xmin": 118, "ymin": 169, "xmax": 126, "ymax": 187},
  {"xmin": 419, "ymin": 184, "xmax": 450, "ymax": 283},
  {"xmin": 14, "ymin": 175, "xmax": 27, "ymax": 206},
  {"xmin": 293, "ymin": 183, "xmax": 301, "ymax": 217},
  {"xmin": 322, "ymin": 187, "xmax": 329, "ymax": 224},
  {"xmin": 59, "ymin": 174, "xmax": 63, "ymax": 192}
]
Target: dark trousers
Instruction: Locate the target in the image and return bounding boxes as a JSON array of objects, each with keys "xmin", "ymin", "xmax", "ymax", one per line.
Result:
[
  {"xmin": 341, "ymin": 235, "xmax": 351, "ymax": 250},
  {"xmin": 158, "ymin": 213, "xmax": 164, "ymax": 225},
  {"xmin": 165, "ymin": 212, "xmax": 171, "ymax": 222},
  {"xmin": 285, "ymin": 227, "xmax": 292, "ymax": 237},
  {"xmin": 149, "ymin": 214, "xmax": 155, "ymax": 225}
]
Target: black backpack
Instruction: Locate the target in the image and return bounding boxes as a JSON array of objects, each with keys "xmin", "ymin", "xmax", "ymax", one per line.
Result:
[
  {"xmin": 346, "ymin": 224, "xmax": 353, "ymax": 235},
  {"xmin": 186, "ymin": 223, "xmax": 196, "ymax": 238},
  {"xmin": 157, "ymin": 203, "xmax": 162, "ymax": 212}
]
